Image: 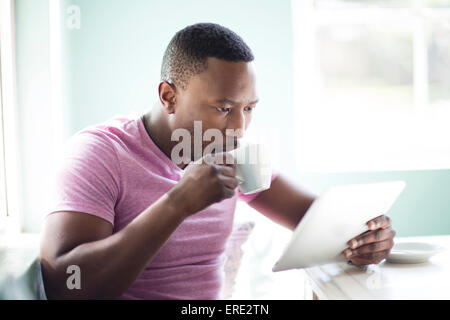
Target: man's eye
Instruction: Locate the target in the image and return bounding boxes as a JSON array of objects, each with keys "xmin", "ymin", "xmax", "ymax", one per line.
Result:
[
  {"xmin": 245, "ymin": 106, "xmax": 255, "ymax": 112},
  {"xmin": 216, "ymin": 107, "xmax": 231, "ymax": 113}
]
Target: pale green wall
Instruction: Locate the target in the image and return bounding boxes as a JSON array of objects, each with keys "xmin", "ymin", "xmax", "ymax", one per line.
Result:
[
  {"xmin": 14, "ymin": 0, "xmax": 450, "ymax": 236},
  {"xmin": 297, "ymin": 170, "xmax": 450, "ymax": 237}
]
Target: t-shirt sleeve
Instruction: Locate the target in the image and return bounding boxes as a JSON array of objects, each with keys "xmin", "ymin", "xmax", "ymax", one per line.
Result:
[
  {"xmin": 47, "ymin": 132, "xmax": 121, "ymax": 226},
  {"xmin": 237, "ymin": 171, "xmax": 279, "ymax": 203}
]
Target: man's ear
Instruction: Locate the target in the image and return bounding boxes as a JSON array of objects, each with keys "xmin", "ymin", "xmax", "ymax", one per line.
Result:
[{"xmin": 158, "ymin": 82, "xmax": 177, "ymax": 114}]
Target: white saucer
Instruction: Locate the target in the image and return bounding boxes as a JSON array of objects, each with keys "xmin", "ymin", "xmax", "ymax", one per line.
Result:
[{"xmin": 386, "ymin": 242, "xmax": 444, "ymax": 264}]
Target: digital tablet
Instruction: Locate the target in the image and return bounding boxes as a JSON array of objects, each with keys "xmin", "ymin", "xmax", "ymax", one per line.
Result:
[{"xmin": 272, "ymin": 181, "xmax": 406, "ymax": 272}]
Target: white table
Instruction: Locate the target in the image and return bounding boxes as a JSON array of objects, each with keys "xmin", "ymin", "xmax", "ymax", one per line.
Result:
[{"xmin": 304, "ymin": 235, "xmax": 450, "ymax": 300}]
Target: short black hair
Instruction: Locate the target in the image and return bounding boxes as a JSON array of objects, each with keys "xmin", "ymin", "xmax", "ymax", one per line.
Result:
[{"xmin": 161, "ymin": 23, "xmax": 254, "ymax": 90}]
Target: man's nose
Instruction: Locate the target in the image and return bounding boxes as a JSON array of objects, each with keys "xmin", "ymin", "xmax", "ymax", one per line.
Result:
[{"xmin": 226, "ymin": 111, "xmax": 246, "ymax": 139}]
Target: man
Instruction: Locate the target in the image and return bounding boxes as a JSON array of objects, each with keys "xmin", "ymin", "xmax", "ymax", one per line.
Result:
[{"xmin": 40, "ymin": 23, "xmax": 395, "ymax": 299}]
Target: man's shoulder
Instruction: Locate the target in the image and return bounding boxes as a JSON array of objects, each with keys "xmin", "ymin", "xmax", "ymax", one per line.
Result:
[{"xmin": 69, "ymin": 113, "xmax": 141, "ymax": 147}]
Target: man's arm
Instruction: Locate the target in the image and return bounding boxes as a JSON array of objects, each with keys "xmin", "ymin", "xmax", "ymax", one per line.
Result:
[
  {"xmin": 40, "ymin": 193, "xmax": 188, "ymax": 300},
  {"xmin": 247, "ymin": 175, "xmax": 316, "ymax": 231}
]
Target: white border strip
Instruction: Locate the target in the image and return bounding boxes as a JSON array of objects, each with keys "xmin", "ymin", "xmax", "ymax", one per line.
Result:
[{"xmin": 0, "ymin": 0, "xmax": 22, "ymax": 232}]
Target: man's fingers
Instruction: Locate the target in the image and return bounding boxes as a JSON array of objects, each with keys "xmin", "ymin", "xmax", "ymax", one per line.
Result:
[
  {"xmin": 347, "ymin": 228, "xmax": 396, "ymax": 249},
  {"xmin": 346, "ymin": 239, "xmax": 394, "ymax": 257},
  {"xmin": 222, "ymin": 186, "xmax": 237, "ymax": 199},
  {"xmin": 343, "ymin": 215, "xmax": 395, "ymax": 266},
  {"xmin": 218, "ymin": 174, "xmax": 239, "ymax": 190},
  {"xmin": 367, "ymin": 215, "xmax": 392, "ymax": 230},
  {"xmin": 215, "ymin": 165, "xmax": 236, "ymax": 178},
  {"xmin": 349, "ymin": 257, "xmax": 374, "ymax": 267},
  {"xmin": 350, "ymin": 249, "xmax": 391, "ymax": 266}
]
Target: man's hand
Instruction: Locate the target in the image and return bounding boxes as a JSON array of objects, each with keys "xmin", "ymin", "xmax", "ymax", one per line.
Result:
[
  {"xmin": 168, "ymin": 153, "xmax": 239, "ymax": 217},
  {"xmin": 342, "ymin": 215, "xmax": 396, "ymax": 266}
]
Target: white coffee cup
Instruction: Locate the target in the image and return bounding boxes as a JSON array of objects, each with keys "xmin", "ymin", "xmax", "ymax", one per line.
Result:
[{"xmin": 228, "ymin": 143, "xmax": 272, "ymax": 194}]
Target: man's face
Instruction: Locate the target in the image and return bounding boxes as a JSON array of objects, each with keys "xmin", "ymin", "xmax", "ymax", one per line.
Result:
[{"xmin": 170, "ymin": 57, "xmax": 258, "ymax": 158}]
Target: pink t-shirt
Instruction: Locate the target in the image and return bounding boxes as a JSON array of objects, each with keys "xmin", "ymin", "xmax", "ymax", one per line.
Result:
[{"xmin": 47, "ymin": 114, "xmax": 273, "ymax": 300}]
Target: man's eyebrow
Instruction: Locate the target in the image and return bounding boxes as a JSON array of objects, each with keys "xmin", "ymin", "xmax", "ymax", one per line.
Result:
[{"xmin": 215, "ymin": 98, "xmax": 259, "ymax": 106}]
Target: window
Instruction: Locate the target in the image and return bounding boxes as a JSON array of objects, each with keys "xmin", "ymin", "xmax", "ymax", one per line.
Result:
[{"xmin": 292, "ymin": 0, "xmax": 450, "ymax": 172}]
